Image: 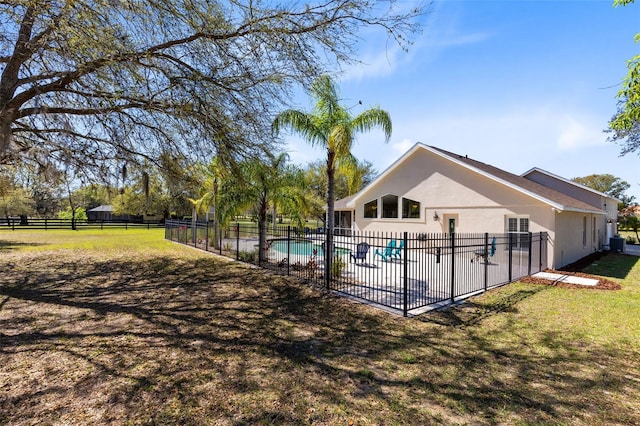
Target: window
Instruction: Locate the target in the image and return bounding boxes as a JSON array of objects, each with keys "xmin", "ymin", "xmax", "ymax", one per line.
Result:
[
  {"xmin": 583, "ymin": 216, "xmax": 587, "ymax": 247},
  {"xmin": 592, "ymin": 217, "xmax": 596, "ymax": 245},
  {"xmin": 381, "ymin": 194, "xmax": 398, "ymax": 218},
  {"xmin": 507, "ymin": 216, "xmax": 529, "ymax": 249},
  {"xmin": 402, "ymin": 198, "xmax": 421, "ymax": 219},
  {"xmin": 364, "ymin": 199, "xmax": 377, "ymax": 218}
]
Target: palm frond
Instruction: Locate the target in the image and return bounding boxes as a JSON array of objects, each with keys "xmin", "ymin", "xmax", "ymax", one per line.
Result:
[
  {"xmin": 351, "ymin": 107, "xmax": 392, "ymax": 142},
  {"xmin": 272, "ymin": 109, "xmax": 326, "ymax": 147}
]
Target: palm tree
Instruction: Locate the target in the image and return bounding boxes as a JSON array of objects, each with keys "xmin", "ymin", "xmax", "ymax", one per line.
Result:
[
  {"xmin": 190, "ymin": 157, "xmax": 227, "ymax": 248},
  {"xmin": 273, "ymin": 75, "xmax": 391, "ymax": 283},
  {"xmin": 218, "ymin": 153, "xmax": 308, "ymax": 263}
]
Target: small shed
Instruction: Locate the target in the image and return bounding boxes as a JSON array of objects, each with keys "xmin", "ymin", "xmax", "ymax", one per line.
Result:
[{"xmin": 87, "ymin": 205, "xmax": 114, "ymax": 221}]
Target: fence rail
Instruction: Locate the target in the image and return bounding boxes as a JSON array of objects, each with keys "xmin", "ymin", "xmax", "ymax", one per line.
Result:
[
  {"xmin": 1, "ymin": 218, "xmax": 163, "ymax": 230},
  {"xmin": 165, "ymin": 220, "xmax": 548, "ymax": 316}
]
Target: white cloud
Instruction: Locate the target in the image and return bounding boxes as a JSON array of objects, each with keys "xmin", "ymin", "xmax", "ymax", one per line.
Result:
[
  {"xmin": 342, "ymin": 43, "xmax": 404, "ymax": 81},
  {"xmin": 339, "ymin": 3, "xmax": 492, "ymax": 82},
  {"xmin": 432, "ymin": 32, "xmax": 491, "ymax": 47},
  {"xmin": 556, "ymin": 116, "xmax": 606, "ymax": 151},
  {"xmin": 350, "ymin": 106, "xmax": 612, "ymax": 173},
  {"xmin": 392, "ymin": 138, "xmax": 415, "ymax": 155},
  {"xmin": 285, "ymin": 136, "xmax": 325, "ymax": 166}
]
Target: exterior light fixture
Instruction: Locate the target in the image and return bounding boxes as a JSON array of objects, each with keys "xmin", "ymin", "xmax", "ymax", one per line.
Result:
[{"xmin": 433, "ymin": 211, "xmax": 439, "ymax": 221}]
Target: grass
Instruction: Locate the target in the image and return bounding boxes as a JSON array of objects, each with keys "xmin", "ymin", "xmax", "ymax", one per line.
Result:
[
  {"xmin": 1, "ymin": 229, "xmax": 640, "ymax": 425},
  {"xmin": 618, "ymin": 230, "xmax": 639, "ymax": 245}
]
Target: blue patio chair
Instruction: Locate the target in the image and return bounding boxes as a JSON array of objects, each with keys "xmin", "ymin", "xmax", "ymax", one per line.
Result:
[
  {"xmin": 391, "ymin": 240, "xmax": 405, "ymax": 259},
  {"xmin": 375, "ymin": 239, "xmax": 397, "ymax": 262},
  {"xmin": 472, "ymin": 236, "xmax": 497, "ymax": 263},
  {"xmin": 350, "ymin": 242, "xmax": 370, "ymax": 263}
]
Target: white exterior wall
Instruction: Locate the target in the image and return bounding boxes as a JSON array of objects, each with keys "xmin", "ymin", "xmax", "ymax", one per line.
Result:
[
  {"xmin": 524, "ymin": 169, "xmax": 618, "ymax": 246},
  {"xmin": 352, "ymin": 148, "xmax": 559, "ymax": 267},
  {"xmin": 553, "ymin": 211, "xmax": 601, "ymax": 267}
]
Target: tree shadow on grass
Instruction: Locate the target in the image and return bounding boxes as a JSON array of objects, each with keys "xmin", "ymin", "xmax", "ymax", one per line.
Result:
[
  {"xmin": 579, "ymin": 253, "xmax": 640, "ymax": 280},
  {"xmin": 0, "ymin": 239, "xmax": 45, "ymax": 251},
  {"xmin": 423, "ymin": 285, "xmax": 549, "ymax": 328},
  {"xmin": 1, "ymin": 251, "xmax": 639, "ymax": 425}
]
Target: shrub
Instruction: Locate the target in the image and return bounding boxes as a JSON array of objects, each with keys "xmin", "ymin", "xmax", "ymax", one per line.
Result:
[
  {"xmin": 331, "ymin": 255, "xmax": 346, "ymax": 278},
  {"xmin": 57, "ymin": 207, "xmax": 87, "ymax": 221},
  {"xmin": 238, "ymin": 250, "xmax": 258, "ymax": 263}
]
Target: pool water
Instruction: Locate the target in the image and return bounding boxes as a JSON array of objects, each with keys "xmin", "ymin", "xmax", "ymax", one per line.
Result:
[{"xmin": 270, "ymin": 239, "xmax": 350, "ymax": 256}]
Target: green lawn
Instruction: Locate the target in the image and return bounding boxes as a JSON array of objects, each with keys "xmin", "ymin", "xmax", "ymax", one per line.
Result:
[
  {"xmin": 618, "ymin": 229, "xmax": 640, "ymax": 245},
  {"xmin": 1, "ymin": 229, "xmax": 640, "ymax": 425}
]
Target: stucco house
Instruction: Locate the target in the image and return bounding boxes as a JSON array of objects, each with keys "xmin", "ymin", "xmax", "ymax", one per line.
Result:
[{"xmin": 334, "ymin": 143, "xmax": 619, "ymax": 269}]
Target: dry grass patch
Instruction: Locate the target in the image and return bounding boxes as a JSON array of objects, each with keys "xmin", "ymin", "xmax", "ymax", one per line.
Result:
[{"xmin": 1, "ymin": 231, "xmax": 640, "ymax": 425}]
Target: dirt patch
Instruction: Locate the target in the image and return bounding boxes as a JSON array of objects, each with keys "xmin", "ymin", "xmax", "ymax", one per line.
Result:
[
  {"xmin": 520, "ymin": 251, "xmax": 621, "ymax": 290},
  {"xmin": 520, "ymin": 271, "xmax": 621, "ymax": 290}
]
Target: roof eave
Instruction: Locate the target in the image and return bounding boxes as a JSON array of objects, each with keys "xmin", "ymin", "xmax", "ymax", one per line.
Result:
[{"xmin": 522, "ymin": 167, "xmax": 622, "ymax": 203}]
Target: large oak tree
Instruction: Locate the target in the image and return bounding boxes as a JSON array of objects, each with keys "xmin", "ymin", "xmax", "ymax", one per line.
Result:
[
  {"xmin": 609, "ymin": 0, "xmax": 640, "ymax": 154},
  {"xmin": 0, "ymin": 0, "xmax": 423, "ymax": 178}
]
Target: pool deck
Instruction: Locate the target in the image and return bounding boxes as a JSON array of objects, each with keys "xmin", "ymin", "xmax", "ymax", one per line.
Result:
[{"xmin": 221, "ymin": 234, "xmax": 525, "ymax": 316}]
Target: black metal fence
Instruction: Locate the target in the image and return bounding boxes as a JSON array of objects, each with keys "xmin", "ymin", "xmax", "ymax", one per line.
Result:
[
  {"xmin": 165, "ymin": 220, "xmax": 548, "ymax": 316},
  {"xmin": 1, "ymin": 218, "xmax": 162, "ymax": 230}
]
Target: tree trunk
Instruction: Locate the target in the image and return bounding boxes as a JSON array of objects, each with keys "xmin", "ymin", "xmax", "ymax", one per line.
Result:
[
  {"xmin": 325, "ymin": 150, "xmax": 335, "ymax": 287},
  {"xmin": 272, "ymin": 204, "xmax": 277, "ymax": 234},
  {"xmin": 213, "ymin": 180, "xmax": 219, "ymax": 249},
  {"xmin": 258, "ymin": 202, "xmax": 268, "ymax": 263}
]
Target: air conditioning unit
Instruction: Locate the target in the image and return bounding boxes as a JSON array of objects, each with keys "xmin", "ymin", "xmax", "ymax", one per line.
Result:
[{"xmin": 609, "ymin": 236, "xmax": 626, "ymax": 253}]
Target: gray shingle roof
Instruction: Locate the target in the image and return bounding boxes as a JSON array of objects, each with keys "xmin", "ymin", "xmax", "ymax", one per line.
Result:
[
  {"xmin": 429, "ymin": 146, "xmax": 604, "ymax": 214},
  {"xmin": 88, "ymin": 205, "xmax": 113, "ymax": 212}
]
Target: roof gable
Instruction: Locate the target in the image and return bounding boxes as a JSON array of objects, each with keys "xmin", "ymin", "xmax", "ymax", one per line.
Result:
[
  {"xmin": 345, "ymin": 143, "xmax": 604, "ymax": 214},
  {"xmin": 88, "ymin": 205, "xmax": 113, "ymax": 212}
]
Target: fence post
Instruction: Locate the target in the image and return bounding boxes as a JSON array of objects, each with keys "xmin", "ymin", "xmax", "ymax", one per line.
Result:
[
  {"xmin": 527, "ymin": 232, "xmax": 533, "ymax": 276},
  {"xmin": 450, "ymin": 232, "xmax": 456, "ymax": 304},
  {"xmin": 287, "ymin": 226, "xmax": 291, "ymax": 276},
  {"xmin": 236, "ymin": 222, "xmax": 240, "ymax": 260},
  {"xmin": 205, "ymin": 222, "xmax": 209, "ymax": 251},
  {"xmin": 484, "ymin": 233, "xmax": 489, "ymax": 292},
  {"xmin": 539, "ymin": 232, "xmax": 544, "ymax": 271},
  {"xmin": 403, "ymin": 232, "xmax": 409, "ymax": 317},
  {"xmin": 508, "ymin": 233, "xmax": 513, "ymax": 282}
]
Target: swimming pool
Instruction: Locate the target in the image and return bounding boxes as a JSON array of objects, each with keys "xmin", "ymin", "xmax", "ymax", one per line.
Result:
[{"xmin": 270, "ymin": 239, "xmax": 350, "ymax": 256}]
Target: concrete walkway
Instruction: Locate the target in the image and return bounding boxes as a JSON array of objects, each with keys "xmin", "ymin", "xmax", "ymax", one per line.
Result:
[
  {"xmin": 532, "ymin": 271, "xmax": 599, "ymax": 286},
  {"xmin": 625, "ymin": 244, "xmax": 640, "ymax": 256}
]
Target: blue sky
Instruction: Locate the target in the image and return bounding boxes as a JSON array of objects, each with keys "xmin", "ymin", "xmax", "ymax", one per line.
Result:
[{"xmin": 283, "ymin": 0, "xmax": 640, "ymax": 201}]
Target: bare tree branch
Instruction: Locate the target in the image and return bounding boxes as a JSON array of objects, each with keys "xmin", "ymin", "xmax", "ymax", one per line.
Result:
[{"xmin": 1, "ymin": 0, "xmax": 427, "ymax": 179}]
